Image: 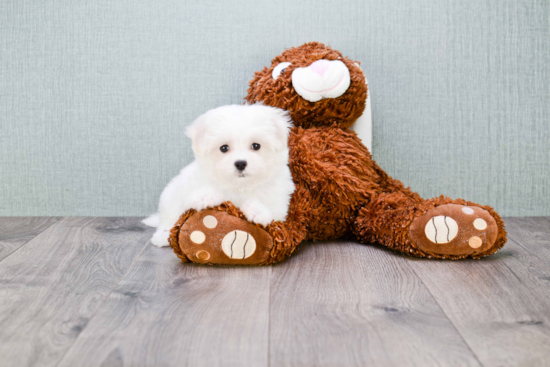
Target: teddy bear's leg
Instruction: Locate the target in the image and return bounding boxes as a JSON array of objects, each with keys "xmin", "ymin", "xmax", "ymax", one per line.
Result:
[
  {"xmin": 353, "ymin": 192, "xmax": 507, "ymax": 259},
  {"xmin": 169, "ymin": 205, "xmax": 274, "ymax": 265},
  {"xmin": 169, "ymin": 188, "xmax": 311, "ymax": 265}
]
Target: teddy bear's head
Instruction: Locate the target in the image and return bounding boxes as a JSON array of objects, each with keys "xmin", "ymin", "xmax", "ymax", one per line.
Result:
[{"xmin": 245, "ymin": 42, "xmax": 367, "ymax": 129}]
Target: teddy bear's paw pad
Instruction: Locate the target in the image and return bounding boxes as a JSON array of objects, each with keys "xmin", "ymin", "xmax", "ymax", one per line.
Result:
[
  {"xmin": 409, "ymin": 204, "xmax": 498, "ymax": 257},
  {"xmin": 221, "ymin": 230, "xmax": 257, "ymax": 259},
  {"xmin": 178, "ymin": 210, "xmax": 273, "ymax": 265}
]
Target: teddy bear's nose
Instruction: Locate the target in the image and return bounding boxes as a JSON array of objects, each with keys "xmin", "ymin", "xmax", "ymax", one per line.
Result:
[
  {"xmin": 309, "ymin": 60, "xmax": 330, "ymax": 76},
  {"xmin": 234, "ymin": 160, "xmax": 247, "ymax": 171}
]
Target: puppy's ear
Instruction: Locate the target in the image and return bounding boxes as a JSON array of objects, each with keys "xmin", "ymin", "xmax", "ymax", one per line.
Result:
[
  {"xmin": 186, "ymin": 113, "xmax": 209, "ymax": 156},
  {"xmin": 267, "ymin": 107, "xmax": 293, "ymax": 151}
]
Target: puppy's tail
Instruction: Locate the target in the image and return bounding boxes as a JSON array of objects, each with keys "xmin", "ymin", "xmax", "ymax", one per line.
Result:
[{"xmin": 142, "ymin": 213, "xmax": 160, "ymax": 228}]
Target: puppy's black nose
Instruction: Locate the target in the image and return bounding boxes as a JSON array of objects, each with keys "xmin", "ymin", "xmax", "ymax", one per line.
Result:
[{"xmin": 234, "ymin": 160, "xmax": 247, "ymax": 171}]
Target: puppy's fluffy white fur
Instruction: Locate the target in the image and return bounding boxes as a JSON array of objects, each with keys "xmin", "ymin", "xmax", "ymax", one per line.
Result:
[{"xmin": 143, "ymin": 104, "xmax": 295, "ymax": 247}]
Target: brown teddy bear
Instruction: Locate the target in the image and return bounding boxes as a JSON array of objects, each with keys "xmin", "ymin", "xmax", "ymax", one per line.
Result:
[{"xmin": 169, "ymin": 42, "xmax": 507, "ymax": 265}]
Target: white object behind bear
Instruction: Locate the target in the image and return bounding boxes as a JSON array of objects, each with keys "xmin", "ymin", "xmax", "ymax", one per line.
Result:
[{"xmin": 350, "ymin": 76, "xmax": 372, "ymax": 153}]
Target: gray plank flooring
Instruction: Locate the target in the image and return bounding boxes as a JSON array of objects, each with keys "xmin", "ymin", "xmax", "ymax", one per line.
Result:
[
  {"xmin": 0, "ymin": 217, "xmax": 549, "ymax": 367},
  {"xmin": 504, "ymin": 217, "xmax": 550, "ymax": 267},
  {"xmin": 0, "ymin": 217, "xmax": 152, "ymax": 367},
  {"xmin": 269, "ymin": 242, "xmax": 480, "ymax": 367},
  {"xmin": 0, "ymin": 217, "xmax": 61, "ymax": 261},
  {"xmin": 58, "ymin": 245, "xmax": 271, "ymax": 367}
]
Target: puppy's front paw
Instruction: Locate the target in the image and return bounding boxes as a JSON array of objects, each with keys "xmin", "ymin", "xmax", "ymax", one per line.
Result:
[
  {"xmin": 186, "ymin": 190, "xmax": 224, "ymax": 211},
  {"xmin": 240, "ymin": 200, "xmax": 274, "ymax": 226},
  {"xmin": 151, "ymin": 228, "xmax": 170, "ymax": 247}
]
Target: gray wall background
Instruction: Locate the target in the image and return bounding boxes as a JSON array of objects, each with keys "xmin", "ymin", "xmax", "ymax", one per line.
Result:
[{"xmin": 1, "ymin": 0, "xmax": 549, "ymax": 217}]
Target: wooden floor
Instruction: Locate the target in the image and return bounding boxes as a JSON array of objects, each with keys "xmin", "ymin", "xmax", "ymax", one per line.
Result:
[{"xmin": 0, "ymin": 217, "xmax": 549, "ymax": 367}]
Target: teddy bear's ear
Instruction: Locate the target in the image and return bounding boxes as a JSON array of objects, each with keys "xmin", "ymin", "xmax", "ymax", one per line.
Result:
[{"xmin": 186, "ymin": 113, "xmax": 209, "ymax": 156}]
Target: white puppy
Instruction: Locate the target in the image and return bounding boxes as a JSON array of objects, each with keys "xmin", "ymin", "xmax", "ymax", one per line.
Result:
[{"xmin": 143, "ymin": 104, "xmax": 295, "ymax": 247}]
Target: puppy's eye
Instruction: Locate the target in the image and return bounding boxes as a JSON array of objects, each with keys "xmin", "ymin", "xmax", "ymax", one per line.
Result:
[
  {"xmin": 220, "ymin": 145, "xmax": 229, "ymax": 153},
  {"xmin": 251, "ymin": 143, "xmax": 261, "ymax": 151},
  {"xmin": 272, "ymin": 62, "xmax": 292, "ymax": 80}
]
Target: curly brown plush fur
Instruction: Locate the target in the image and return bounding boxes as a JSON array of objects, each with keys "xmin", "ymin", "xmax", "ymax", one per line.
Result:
[{"xmin": 169, "ymin": 42, "xmax": 506, "ymax": 265}]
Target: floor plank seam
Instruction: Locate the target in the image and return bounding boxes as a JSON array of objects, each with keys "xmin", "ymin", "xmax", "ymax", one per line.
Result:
[
  {"xmin": 504, "ymin": 221, "xmax": 550, "ymax": 271},
  {"xmin": 0, "ymin": 216, "xmax": 63, "ymax": 265},
  {"xmin": 54, "ymin": 238, "xmax": 153, "ymax": 367},
  {"xmin": 402, "ymin": 254, "xmax": 486, "ymax": 367},
  {"xmin": 507, "ymin": 233, "xmax": 540, "ymax": 260}
]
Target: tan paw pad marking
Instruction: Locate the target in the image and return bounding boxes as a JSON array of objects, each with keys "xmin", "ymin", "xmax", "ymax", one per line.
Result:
[
  {"xmin": 221, "ymin": 230, "xmax": 256, "ymax": 259},
  {"xmin": 468, "ymin": 236, "xmax": 483, "ymax": 248},
  {"xmin": 473, "ymin": 218, "xmax": 487, "ymax": 230},
  {"xmin": 462, "ymin": 207, "xmax": 475, "ymax": 215},
  {"xmin": 196, "ymin": 250, "xmax": 210, "ymax": 261},
  {"xmin": 202, "ymin": 215, "xmax": 218, "ymax": 229},
  {"xmin": 425, "ymin": 216, "xmax": 459, "ymax": 244},
  {"xmin": 190, "ymin": 230, "xmax": 205, "ymax": 244}
]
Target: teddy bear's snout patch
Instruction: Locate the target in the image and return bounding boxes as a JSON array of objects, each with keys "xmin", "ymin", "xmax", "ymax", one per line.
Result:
[{"xmin": 291, "ymin": 60, "xmax": 351, "ymax": 102}]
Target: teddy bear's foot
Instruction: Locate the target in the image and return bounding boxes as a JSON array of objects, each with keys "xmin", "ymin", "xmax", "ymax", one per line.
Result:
[
  {"xmin": 409, "ymin": 204, "xmax": 500, "ymax": 258},
  {"xmin": 174, "ymin": 209, "xmax": 274, "ymax": 265}
]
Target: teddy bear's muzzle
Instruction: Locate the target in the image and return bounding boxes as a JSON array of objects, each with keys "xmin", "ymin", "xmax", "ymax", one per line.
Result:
[{"xmin": 291, "ymin": 60, "xmax": 351, "ymax": 102}]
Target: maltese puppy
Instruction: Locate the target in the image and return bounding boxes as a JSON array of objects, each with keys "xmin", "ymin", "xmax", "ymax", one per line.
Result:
[{"xmin": 143, "ymin": 104, "xmax": 295, "ymax": 247}]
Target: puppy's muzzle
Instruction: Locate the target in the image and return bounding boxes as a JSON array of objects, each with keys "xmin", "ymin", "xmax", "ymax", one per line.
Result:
[{"xmin": 234, "ymin": 160, "xmax": 247, "ymax": 172}]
